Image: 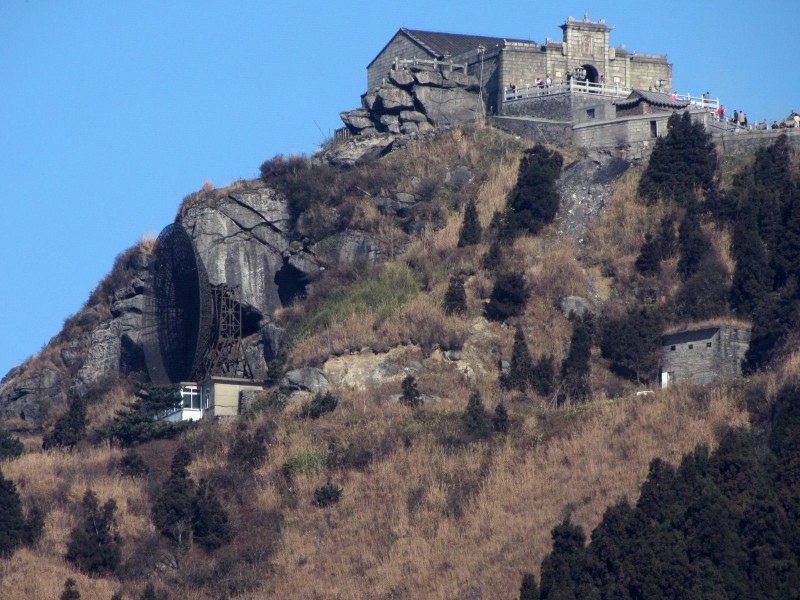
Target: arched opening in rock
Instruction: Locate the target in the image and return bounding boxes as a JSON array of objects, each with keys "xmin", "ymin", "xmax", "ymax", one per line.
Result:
[{"xmin": 274, "ymin": 260, "xmax": 308, "ymax": 307}]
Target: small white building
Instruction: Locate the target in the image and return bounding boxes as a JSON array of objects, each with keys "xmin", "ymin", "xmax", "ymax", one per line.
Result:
[{"xmin": 157, "ymin": 378, "xmax": 264, "ymax": 422}]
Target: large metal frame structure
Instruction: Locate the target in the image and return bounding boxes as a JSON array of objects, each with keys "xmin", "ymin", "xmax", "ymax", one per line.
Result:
[{"xmin": 143, "ymin": 223, "xmax": 251, "ymax": 385}]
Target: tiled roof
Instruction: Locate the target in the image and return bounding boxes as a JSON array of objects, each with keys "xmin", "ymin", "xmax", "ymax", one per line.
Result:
[
  {"xmin": 403, "ymin": 29, "xmax": 533, "ymax": 58},
  {"xmin": 615, "ymin": 89, "xmax": 689, "ymax": 110}
]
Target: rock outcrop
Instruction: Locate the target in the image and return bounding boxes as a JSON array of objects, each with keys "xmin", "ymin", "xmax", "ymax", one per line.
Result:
[{"xmin": 340, "ymin": 66, "xmax": 481, "ymax": 139}]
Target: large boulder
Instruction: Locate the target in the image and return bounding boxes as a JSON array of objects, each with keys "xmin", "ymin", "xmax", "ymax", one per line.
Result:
[
  {"xmin": 281, "ymin": 367, "xmax": 330, "ymax": 394},
  {"xmin": 376, "ymin": 84, "xmax": 415, "ymax": 111},
  {"xmin": 72, "ymin": 321, "xmax": 121, "ymax": 397},
  {"xmin": 324, "ymin": 135, "xmax": 395, "ymax": 167},
  {"xmin": 388, "ymin": 70, "xmax": 415, "ymax": 88},
  {"xmin": 340, "ymin": 109, "xmax": 375, "ymax": 132},
  {"xmin": 412, "ymin": 85, "xmax": 481, "ymax": 127},
  {"xmin": 0, "ymin": 367, "xmax": 65, "ymax": 421},
  {"xmin": 311, "ymin": 230, "xmax": 386, "ymax": 265}
]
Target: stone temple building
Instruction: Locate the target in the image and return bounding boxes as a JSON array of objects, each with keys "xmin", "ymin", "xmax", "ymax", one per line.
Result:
[
  {"xmin": 367, "ymin": 14, "xmax": 672, "ymax": 116},
  {"xmin": 660, "ymin": 325, "xmax": 751, "ymax": 388}
]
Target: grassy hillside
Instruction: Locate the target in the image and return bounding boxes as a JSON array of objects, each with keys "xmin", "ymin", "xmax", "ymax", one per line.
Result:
[{"xmin": 1, "ymin": 123, "xmax": 798, "ymax": 599}]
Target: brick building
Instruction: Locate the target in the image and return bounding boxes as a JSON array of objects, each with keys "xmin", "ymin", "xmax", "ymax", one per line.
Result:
[{"xmin": 660, "ymin": 325, "xmax": 751, "ymax": 388}]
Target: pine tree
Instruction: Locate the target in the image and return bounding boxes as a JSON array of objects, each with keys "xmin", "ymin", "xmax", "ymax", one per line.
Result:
[
  {"xmin": 560, "ymin": 315, "xmax": 593, "ymax": 404},
  {"xmin": 507, "ymin": 145, "xmax": 564, "ymax": 235},
  {"xmin": 400, "ymin": 375, "xmax": 423, "ymax": 408},
  {"xmin": 677, "ymin": 210, "xmax": 712, "ymax": 281},
  {"xmin": 730, "ymin": 201, "xmax": 773, "ymax": 316},
  {"xmin": 507, "ymin": 326, "xmax": 535, "ymax": 391},
  {"xmin": 152, "ymin": 447, "xmax": 195, "ymax": 548},
  {"xmin": 65, "ymin": 489, "xmax": 121, "ymax": 576},
  {"xmin": 482, "ymin": 238, "xmax": 503, "ymax": 270},
  {"xmin": 443, "ymin": 277, "xmax": 467, "ymax": 315},
  {"xmin": 0, "ymin": 467, "xmax": 27, "ymax": 557},
  {"xmin": 457, "ymin": 199, "xmax": 482, "ymax": 247},
  {"xmin": 519, "ymin": 572, "xmax": 539, "ymax": 600},
  {"xmin": 676, "ymin": 252, "xmax": 730, "ymax": 320},
  {"xmin": 539, "ymin": 519, "xmax": 588, "ymax": 600},
  {"xmin": 0, "ymin": 428, "xmax": 24, "ymax": 460},
  {"xmin": 100, "ymin": 383, "xmax": 190, "ymax": 447},
  {"xmin": 492, "ymin": 403, "xmax": 509, "ymax": 433},
  {"xmin": 635, "ymin": 232, "xmax": 662, "ymax": 276},
  {"xmin": 192, "ymin": 479, "xmax": 232, "ymax": 551},
  {"xmin": 599, "ymin": 307, "xmax": 663, "ymax": 383},
  {"xmin": 531, "ymin": 355, "xmax": 555, "ymax": 397},
  {"xmin": 485, "ymin": 272, "xmax": 529, "ymax": 321},
  {"xmin": 59, "ymin": 578, "xmax": 81, "ymax": 600},
  {"xmin": 462, "ymin": 389, "xmax": 490, "ymax": 437},
  {"xmin": 43, "ymin": 397, "xmax": 86, "ymax": 450}
]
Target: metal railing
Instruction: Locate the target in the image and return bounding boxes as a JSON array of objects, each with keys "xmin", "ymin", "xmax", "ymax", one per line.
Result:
[{"xmin": 394, "ymin": 57, "xmax": 468, "ymax": 73}]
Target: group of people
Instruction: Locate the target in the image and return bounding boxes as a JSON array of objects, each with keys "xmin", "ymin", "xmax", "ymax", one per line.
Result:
[{"xmin": 507, "ymin": 75, "xmax": 553, "ymax": 95}]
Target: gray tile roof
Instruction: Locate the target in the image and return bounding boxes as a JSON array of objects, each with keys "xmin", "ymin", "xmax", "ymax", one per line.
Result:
[
  {"xmin": 403, "ymin": 29, "xmax": 533, "ymax": 58},
  {"xmin": 615, "ymin": 89, "xmax": 689, "ymax": 110}
]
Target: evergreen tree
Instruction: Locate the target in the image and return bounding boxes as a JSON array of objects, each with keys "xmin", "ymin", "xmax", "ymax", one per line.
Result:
[
  {"xmin": 302, "ymin": 391, "xmax": 338, "ymax": 418},
  {"xmin": 400, "ymin": 375, "xmax": 423, "ymax": 408},
  {"xmin": 43, "ymin": 397, "xmax": 86, "ymax": 450},
  {"xmin": 457, "ymin": 199, "xmax": 482, "ymax": 247},
  {"xmin": 539, "ymin": 519, "xmax": 588, "ymax": 600},
  {"xmin": 0, "ymin": 467, "xmax": 27, "ymax": 557},
  {"xmin": 228, "ymin": 424, "xmax": 269, "ymax": 472},
  {"xmin": 192, "ymin": 479, "xmax": 232, "ymax": 551},
  {"xmin": 65, "ymin": 489, "xmax": 122, "ymax": 576},
  {"xmin": 482, "ymin": 238, "xmax": 504, "ymax": 270},
  {"xmin": 634, "ymin": 232, "xmax": 662, "ymax": 276},
  {"xmin": 0, "ymin": 428, "xmax": 24, "ymax": 460},
  {"xmin": 60, "ymin": 578, "xmax": 81, "ymax": 600},
  {"xmin": 730, "ymin": 201, "xmax": 773, "ymax": 316},
  {"xmin": 638, "ymin": 112, "xmax": 718, "ymax": 205},
  {"xmin": 152, "ymin": 447, "xmax": 195, "ymax": 548},
  {"xmin": 531, "ymin": 355, "xmax": 555, "ymax": 397},
  {"xmin": 519, "ymin": 572, "xmax": 539, "ymax": 600},
  {"xmin": 599, "ymin": 306, "xmax": 663, "ymax": 383},
  {"xmin": 675, "ymin": 252, "xmax": 730, "ymax": 320},
  {"xmin": 443, "ymin": 277, "xmax": 467, "ymax": 315},
  {"xmin": 658, "ymin": 215, "xmax": 678, "ymax": 259},
  {"xmin": 560, "ymin": 315, "xmax": 593, "ymax": 404},
  {"xmin": 676, "ymin": 210, "xmax": 712, "ymax": 281},
  {"xmin": 462, "ymin": 389, "xmax": 490, "ymax": 437},
  {"xmin": 100, "ymin": 384, "xmax": 191, "ymax": 447},
  {"xmin": 506, "ymin": 326, "xmax": 535, "ymax": 392},
  {"xmin": 507, "ymin": 144, "xmax": 564, "ymax": 235},
  {"xmin": 485, "ymin": 272, "xmax": 529, "ymax": 321},
  {"xmin": 492, "ymin": 403, "xmax": 509, "ymax": 433}
]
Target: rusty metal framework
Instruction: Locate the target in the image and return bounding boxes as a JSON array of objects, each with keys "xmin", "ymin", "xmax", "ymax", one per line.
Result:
[{"xmin": 197, "ymin": 284, "xmax": 253, "ymax": 380}]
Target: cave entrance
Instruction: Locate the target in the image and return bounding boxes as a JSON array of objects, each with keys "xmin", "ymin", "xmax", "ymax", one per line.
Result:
[{"xmin": 274, "ymin": 260, "xmax": 308, "ymax": 307}]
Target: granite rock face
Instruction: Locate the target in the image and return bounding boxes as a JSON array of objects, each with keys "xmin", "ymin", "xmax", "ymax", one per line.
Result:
[{"xmin": 340, "ymin": 66, "xmax": 481, "ymax": 138}]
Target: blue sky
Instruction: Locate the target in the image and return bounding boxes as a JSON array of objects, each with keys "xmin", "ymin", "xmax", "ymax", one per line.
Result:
[{"xmin": 1, "ymin": 0, "xmax": 798, "ymax": 378}]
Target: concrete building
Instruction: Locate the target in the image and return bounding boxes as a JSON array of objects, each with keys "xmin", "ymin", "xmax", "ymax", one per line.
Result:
[
  {"xmin": 661, "ymin": 324, "xmax": 751, "ymax": 388},
  {"xmin": 158, "ymin": 377, "xmax": 264, "ymax": 422}
]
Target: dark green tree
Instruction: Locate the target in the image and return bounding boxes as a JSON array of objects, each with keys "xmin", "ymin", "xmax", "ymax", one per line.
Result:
[
  {"xmin": 314, "ymin": 482, "xmax": 343, "ymax": 507},
  {"xmin": 192, "ymin": 479, "xmax": 232, "ymax": 551},
  {"xmin": 531, "ymin": 355, "xmax": 555, "ymax": 397},
  {"xmin": 485, "ymin": 272, "xmax": 529, "ymax": 321},
  {"xmin": 100, "ymin": 384, "xmax": 191, "ymax": 447},
  {"xmin": 119, "ymin": 450, "xmax": 149, "ymax": 478},
  {"xmin": 152, "ymin": 447, "xmax": 195, "ymax": 548},
  {"xmin": 675, "ymin": 252, "xmax": 730, "ymax": 320},
  {"xmin": 638, "ymin": 112, "xmax": 718, "ymax": 205},
  {"xmin": 506, "ymin": 326, "xmax": 535, "ymax": 392},
  {"xmin": 457, "ymin": 199, "xmax": 482, "ymax": 247},
  {"xmin": 65, "ymin": 489, "xmax": 122, "ymax": 576},
  {"xmin": 43, "ymin": 397, "xmax": 86, "ymax": 450},
  {"xmin": 302, "ymin": 391, "xmax": 338, "ymax": 418},
  {"xmin": 599, "ymin": 306, "xmax": 663, "ymax": 383},
  {"xmin": 635, "ymin": 232, "xmax": 662, "ymax": 276},
  {"xmin": 676, "ymin": 210, "xmax": 712, "ymax": 281},
  {"xmin": 443, "ymin": 277, "xmax": 467, "ymax": 315},
  {"xmin": 462, "ymin": 389, "xmax": 490, "ymax": 437},
  {"xmin": 730, "ymin": 201, "xmax": 773, "ymax": 316},
  {"xmin": 539, "ymin": 519, "xmax": 588, "ymax": 600},
  {"xmin": 60, "ymin": 578, "xmax": 81, "ymax": 600},
  {"xmin": 507, "ymin": 144, "xmax": 564, "ymax": 235},
  {"xmin": 560, "ymin": 315, "xmax": 593, "ymax": 404},
  {"xmin": 482, "ymin": 238, "xmax": 504, "ymax": 270},
  {"xmin": 492, "ymin": 403, "xmax": 509, "ymax": 433},
  {"xmin": 519, "ymin": 572, "xmax": 539, "ymax": 600},
  {"xmin": 400, "ymin": 375, "xmax": 423, "ymax": 408},
  {"xmin": 228, "ymin": 425, "xmax": 269, "ymax": 472},
  {"xmin": 0, "ymin": 428, "xmax": 24, "ymax": 460},
  {"xmin": 0, "ymin": 467, "xmax": 27, "ymax": 557}
]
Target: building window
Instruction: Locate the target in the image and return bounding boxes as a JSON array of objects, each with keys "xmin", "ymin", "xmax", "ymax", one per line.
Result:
[
  {"xmin": 688, "ymin": 344, "xmax": 694, "ymax": 350},
  {"xmin": 706, "ymin": 342, "xmax": 712, "ymax": 348},
  {"xmin": 670, "ymin": 345, "xmax": 676, "ymax": 351},
  {"xmin": 586, "ymin": 108, "xmax": 596, "ymax": 119},
  {"xmin": 650, "ymin": 120, "xmax": 658, "ymax": 137},
  {"xmin": 180, "ymin": 385, "xmax": 200, "ymax": 410}
]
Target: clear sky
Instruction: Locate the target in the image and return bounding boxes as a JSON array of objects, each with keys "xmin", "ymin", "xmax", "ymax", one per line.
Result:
[{"xmin": 1, "ymin": 0, "xmax": 798, "ymax": 378}]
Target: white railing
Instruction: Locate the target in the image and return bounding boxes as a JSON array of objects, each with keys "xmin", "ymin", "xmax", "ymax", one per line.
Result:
[
  {"xmin": 504, "ymin": 79, "xmax": 632, "ymax": 101},
  {"xmin": 674, "ymin": 93, "xmax": 719, "ymax": 111},
  {"xmin": 393, "ymin": 57, "xmax": 468, "ymax": 73}
]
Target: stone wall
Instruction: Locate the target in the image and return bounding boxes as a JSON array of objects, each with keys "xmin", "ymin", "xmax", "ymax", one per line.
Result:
[
  {"xmin": 571, "ymin": 112, "xmax": 671, "ymax": 152},
  {"xmin": 487, "ymin": 116, "xmax": 571, "ymax": 146},
  {"xmin": 712, "ymin": 129, "xmax": 800, "ymax": 156},
  {"xmin": 368, "ymin": 34, "xmax": 432, "ymax": 92},
  {"xmin": 661, "ymin": 325, "xmax": 751, "ymax": 387}
]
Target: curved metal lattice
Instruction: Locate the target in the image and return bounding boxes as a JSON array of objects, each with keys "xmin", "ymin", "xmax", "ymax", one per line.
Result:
[{"xmin": 143, "ymin": 223, "xmax": 212, "ymax": 384}]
